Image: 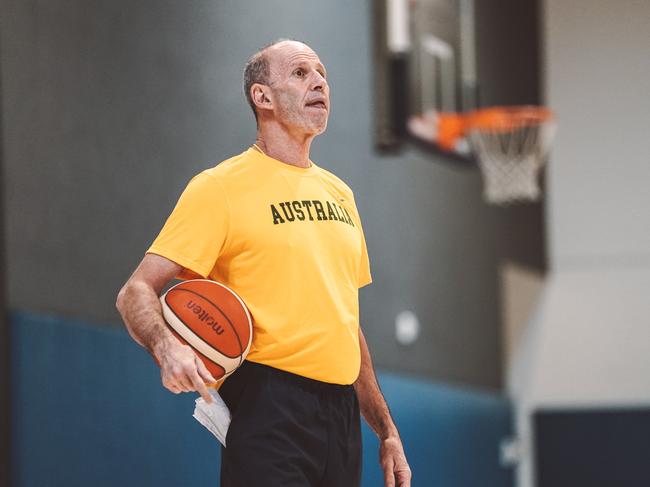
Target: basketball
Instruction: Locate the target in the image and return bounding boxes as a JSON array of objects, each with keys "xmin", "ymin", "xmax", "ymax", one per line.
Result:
[{"xmin": 159, "ymin": 279, "xmax": 253, "ymax": 380}]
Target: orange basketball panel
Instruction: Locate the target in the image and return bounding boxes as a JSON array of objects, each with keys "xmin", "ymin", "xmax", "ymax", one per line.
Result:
[
  {"xmin": 175, "ymin": 280, "xmax": 252, "ymax": 345},
  {"xmin": 164, "ymin": 289, "xmax": 245, "ymax": 358}
]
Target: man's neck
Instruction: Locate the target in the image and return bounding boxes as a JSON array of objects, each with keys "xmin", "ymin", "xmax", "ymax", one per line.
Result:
[{"xmin": 254, "ymin": 123, "xmax": 315, "ymax": 168}]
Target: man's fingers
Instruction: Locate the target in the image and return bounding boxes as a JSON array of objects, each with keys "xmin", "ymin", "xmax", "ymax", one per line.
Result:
[
  {"xmin": 159, "ymin": 347, "xmax": 216, "ymax": 399},
  {"xmin": 382, "ymin": 459, "xmax": 395, "ymax": 487},
  {"xmin": 175, "ymin": 369, "xmax": 194, "ymax": 391},
  {"xmin": 164, "ymin": 365, "xmax": 192, "ymax": 392},
  {"xmin": 395, "ymin": 467, "xmax": 412, "ymax": 487},
  {"xmin": 195, "ymin": 357, "xmax": 218, "ymax": 386},
  {"xmin": 162, "ymin": 373, "xmax": 181, "ymax": 394},
  {"xmin": 189, "ymin": 369, "xmax": 213, "ymax": 403}
]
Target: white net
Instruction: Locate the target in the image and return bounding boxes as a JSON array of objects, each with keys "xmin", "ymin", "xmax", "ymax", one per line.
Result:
[{"xmin": 468, "ymin": 118, "xmax": 556, "ymax": 205}]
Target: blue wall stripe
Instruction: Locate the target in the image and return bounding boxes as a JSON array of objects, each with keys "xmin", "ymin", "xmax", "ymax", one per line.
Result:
[
  {"xmin": 360, "ymin": 373, "xmax": 513, "ymax": 486},
  {"xmin": 10, "ymin": 311, "xmax": 512, "ymax": 487}
]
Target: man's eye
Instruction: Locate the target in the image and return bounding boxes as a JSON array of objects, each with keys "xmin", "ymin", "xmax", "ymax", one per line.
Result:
[{"xmin": 295, "ymin": 69, "xmax": 304, "ymax": 77}]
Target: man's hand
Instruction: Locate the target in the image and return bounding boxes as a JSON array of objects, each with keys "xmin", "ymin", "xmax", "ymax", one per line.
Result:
[
  {"xmin": 380, "ymin": 436, "xmax": 411, "ymax": 487},
  {"xmin": 354, "ymin": 328, "xmax": 412, "ymax": 486},
  {"xmin": 155, "ymin": 336, "xmax": 218, "ymax": 403},
  {"xmin": 116, "ymin": 254, "xmax": 219, "ymax": 403}
]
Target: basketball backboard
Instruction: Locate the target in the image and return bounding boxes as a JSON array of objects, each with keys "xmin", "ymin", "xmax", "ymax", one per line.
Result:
[{"xmin": 373, "ymin": 0, "xmax": 479, "ymax": 159}]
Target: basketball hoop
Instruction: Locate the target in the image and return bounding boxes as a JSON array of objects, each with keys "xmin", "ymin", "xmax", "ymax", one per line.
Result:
[
  {"xmin": 467, "ymin": 106, "xmax": 556, "ymax": 205},
  {"xmin": 408, "ymin": 106, "xmax": 557, "ymax": 205}
]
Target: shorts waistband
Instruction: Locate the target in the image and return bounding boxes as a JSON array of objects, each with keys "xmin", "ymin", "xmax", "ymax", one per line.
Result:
[{"xmin": 240, "ymin": 360, "xmax": 354, "ymax": 395}]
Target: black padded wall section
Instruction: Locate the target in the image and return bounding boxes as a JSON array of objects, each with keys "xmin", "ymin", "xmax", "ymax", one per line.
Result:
[{"xmin": 535, "ymin": 408, "xmax": 650, "ymax": 487}]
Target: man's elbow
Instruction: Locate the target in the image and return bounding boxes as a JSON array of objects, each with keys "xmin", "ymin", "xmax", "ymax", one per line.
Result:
[{"xmin": 115, "ymin": 281, "xmax": 132, "ymax": 315}]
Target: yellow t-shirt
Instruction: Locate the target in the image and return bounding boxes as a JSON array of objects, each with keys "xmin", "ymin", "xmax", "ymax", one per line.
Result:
[{"xmin": 148, "ymin": 147, "xmax": 372, "ymax": 384}]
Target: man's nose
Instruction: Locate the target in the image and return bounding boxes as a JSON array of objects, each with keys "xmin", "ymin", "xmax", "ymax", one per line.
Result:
[{"xmin": 311, "ymin": 72, "xmax": 327, "ymax": 92}]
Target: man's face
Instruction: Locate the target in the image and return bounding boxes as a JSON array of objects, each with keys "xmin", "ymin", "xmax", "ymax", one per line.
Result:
[{"xmin": 266, "ymin": 42, "xmax": 330, "ymax": 135}]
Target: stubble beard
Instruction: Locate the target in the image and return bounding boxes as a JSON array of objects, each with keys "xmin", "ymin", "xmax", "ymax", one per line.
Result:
[{"xmin": 275, "ymin": 91, "xmax": 328, "ymax": 136}]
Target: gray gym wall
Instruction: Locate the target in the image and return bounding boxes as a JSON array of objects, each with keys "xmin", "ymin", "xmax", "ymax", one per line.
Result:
[
  {"xmin": 1, "ymin": 0, "xmax": 541, "ymax": 389},
  {"xmin": 0, "ymin": 25, "xmax": 10, "ymax": 486},
  {"xmin": 510, "ymin": 0, "xmax": 650, "ymax": 485}
]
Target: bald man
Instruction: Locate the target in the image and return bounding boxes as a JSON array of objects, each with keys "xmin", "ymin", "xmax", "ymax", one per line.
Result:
[{"xmin": 116, "ymin": 39, "xmax": 411, "ymax": 487}]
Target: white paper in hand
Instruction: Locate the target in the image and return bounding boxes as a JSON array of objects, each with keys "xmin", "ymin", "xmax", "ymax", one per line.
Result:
[{"xmin": 193, "ymin": 388, "xmax": 231, "ymax": 447}]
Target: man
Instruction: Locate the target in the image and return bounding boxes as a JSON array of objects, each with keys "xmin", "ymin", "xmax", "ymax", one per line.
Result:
[{"xmin": 116, "ymin": 39, "xmax": 411, "ymax": 487}]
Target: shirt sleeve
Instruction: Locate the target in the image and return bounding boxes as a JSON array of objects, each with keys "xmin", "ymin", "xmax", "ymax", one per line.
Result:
[
  {"xmin": 349, "ymin": 195, "xmax": 372, "ymax": 288},
  {"xmin": 147, "ymin": 171, "xmax": 229, "ymax": 279},
  {"xmin": 358, "ymin": 227, "xmax": 372, "ymax": 288}
]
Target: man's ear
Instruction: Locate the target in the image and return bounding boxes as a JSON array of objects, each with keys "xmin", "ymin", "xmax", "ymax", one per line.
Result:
[{"xmin": 251, "ymin": 83, "xmax": 273, "ymax": 112}]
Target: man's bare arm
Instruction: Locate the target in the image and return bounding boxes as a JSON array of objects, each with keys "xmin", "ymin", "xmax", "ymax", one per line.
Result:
[
  {"xmin": 116, "ymin": 254, "xmax": 178, "ymax": 353},
  {"xmin": 116, "ymin": 253, "xmax": 216, "ymax": 402},
  {"xmin": 354, "ymin": 327, "xmax": 411, "ymax": 487}
]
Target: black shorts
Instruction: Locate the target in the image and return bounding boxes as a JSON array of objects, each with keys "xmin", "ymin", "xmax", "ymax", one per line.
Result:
[{"xmin": 218, "ymin": 361, "xmax": 362, "ymax": 487}]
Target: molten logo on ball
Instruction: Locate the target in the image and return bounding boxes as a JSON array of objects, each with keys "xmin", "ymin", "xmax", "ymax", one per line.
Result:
[
  {"xmin": 186, "ymin": 300, "xmax": 225, "ymax": 335},
  {"xmin": 160, "ymin": 280, "xmax": 253, "ymax": 377}
]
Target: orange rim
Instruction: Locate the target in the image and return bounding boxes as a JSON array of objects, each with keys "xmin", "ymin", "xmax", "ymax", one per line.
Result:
[
  {"xmin": 467, "ymin": 106, "xmax": 554, "ymax": 132},
  {"xmin": 437, "ymin": 112, "xmax": 465, "ymax": 151},
  {"xmin": 436, "ymin": 106, "xmax": 554, "ymax": 148}
]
